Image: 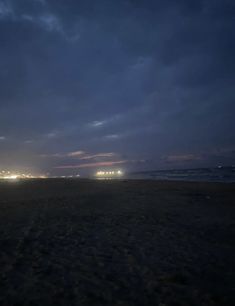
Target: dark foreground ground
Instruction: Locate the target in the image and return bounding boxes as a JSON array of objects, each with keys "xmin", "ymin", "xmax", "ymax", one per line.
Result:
[{"xmin": 0, "ymin": 179, "xmax": 234, "ymax": 306}]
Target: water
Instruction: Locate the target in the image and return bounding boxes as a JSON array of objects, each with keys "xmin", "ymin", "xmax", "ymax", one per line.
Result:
[{"xmin": 129, "ymin": 166, "xmax": 235, "ymax": 183}]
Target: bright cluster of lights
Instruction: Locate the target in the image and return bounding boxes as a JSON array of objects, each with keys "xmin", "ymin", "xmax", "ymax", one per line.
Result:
[
  {"xmin": 3, "ymin": 175, "xmax": 18, "ymax": 180},
  {"xmin": 0, "ymin": 170, "xmax": 47, "ymax": 180},
  {"xmin": 96, "ymin": 170, "xmax": 123, "ymax": 177}
]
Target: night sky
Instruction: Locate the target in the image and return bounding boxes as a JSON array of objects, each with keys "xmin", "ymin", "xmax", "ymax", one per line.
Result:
[{"xmin": 0, "ymin": 0, "xmax": 234, "ymax": 176}]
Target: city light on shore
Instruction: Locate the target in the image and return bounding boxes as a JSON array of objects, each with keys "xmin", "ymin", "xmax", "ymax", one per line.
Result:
[
  {"xmin": 3, "ymin": 175, "xmax": 18, "ymax": 180},
  {"xmin": 95, "ymin": 170, "xmax": 123, "ymax": 178},
  {"xmin": 0, "ymin": 171, "xmax": 47, "ymax": 180}
]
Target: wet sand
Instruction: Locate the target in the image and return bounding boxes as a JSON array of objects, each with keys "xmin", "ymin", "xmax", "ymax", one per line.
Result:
[{"xmin": 0, "ymin": 179, "xmax": 234, "ymax": 305}]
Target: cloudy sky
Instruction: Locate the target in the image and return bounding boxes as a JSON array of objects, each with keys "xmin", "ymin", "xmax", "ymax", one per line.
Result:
[{"xmin": 0, "ymin": 0, "xmax": 234, "ymax": 175}]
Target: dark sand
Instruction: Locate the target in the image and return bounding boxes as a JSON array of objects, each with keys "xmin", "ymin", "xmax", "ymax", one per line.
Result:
[{"xmin": 0, "ymin": 179, "xmax": 234, "ymax": 306}]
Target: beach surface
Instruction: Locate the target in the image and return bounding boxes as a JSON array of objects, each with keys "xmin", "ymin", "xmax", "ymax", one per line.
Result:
[{"xmin": 0, "ymin": 179, "xmax": 234, "ymax": 305}]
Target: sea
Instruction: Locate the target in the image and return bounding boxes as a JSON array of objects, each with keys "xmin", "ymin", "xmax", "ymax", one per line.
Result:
[{"xmin": 128, "ymin": 166, "xmax": 235, "ymax": 183}]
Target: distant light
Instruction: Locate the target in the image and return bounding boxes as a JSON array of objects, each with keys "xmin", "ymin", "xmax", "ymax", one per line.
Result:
[
  {"xmin": 0, "ymin": 171, "xmax": 48, "ymax": 180},
  {"xmin": 3, "ymin": 175, "xmax": 18, "ymax": 180},
  {"xmin": 95, "ymin": 169, "xmax": 123, "ymax": 177}
]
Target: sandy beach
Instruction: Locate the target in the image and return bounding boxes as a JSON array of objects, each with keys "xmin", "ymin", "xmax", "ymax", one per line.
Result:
[{"xmin": 0, "ymin": 179, "xmax": 234, "ymax": 305}]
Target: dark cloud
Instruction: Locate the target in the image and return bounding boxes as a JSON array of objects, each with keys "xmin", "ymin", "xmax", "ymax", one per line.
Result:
[{"xmin": 0, "ymin": 0, "xmax": 234, "ymax": 174}]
